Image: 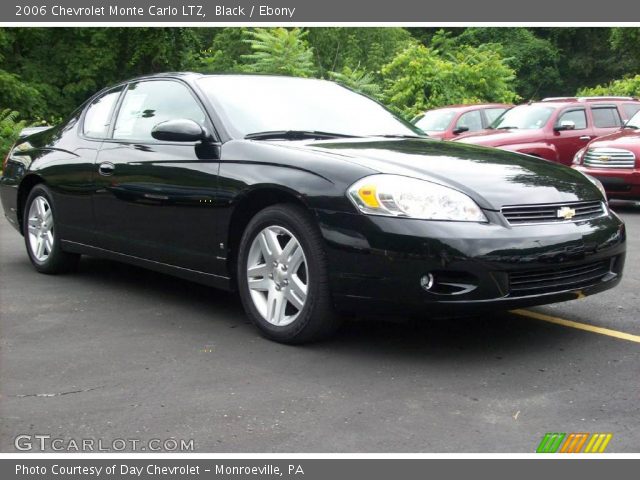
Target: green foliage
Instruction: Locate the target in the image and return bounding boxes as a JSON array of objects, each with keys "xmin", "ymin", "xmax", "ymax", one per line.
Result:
[
  {"xmin": 609, "ymin": 28, "xmax": 640, "ymax": 76},
  {"xmin": 328, "ymin": 66, "xmax": 382, "ymax": 98},
  {"xmin": 0, "ymin": 109, "xmax": 26, "ymax": 161},
  {"xmin": 577, "ymin": 75, "xmax": 640, "ymax": 97},
  {"xmin": 449, "ymin": 28, "xmax": 561, "ymax": 100},
  {"xmin": 539, "ymin": 27, "xmax": 626, "ymax": 96},
  {"xmin": 194, "ymin": 28, "xmax": 250, "ymax": 73},
  {"xmin": 306, "ymin": 28, "xmax": 412, "ymax": 78},
  {"xmin": 0, "ymin": 28, "xmax": 198, "ymax": 122},
  {"xmin": 3, "ymin": 26, "xmax": 640, "ymax": 127},
  {"xmin": 241, "ymin": 28, "xmax": 315, "ymax": 77},
  {"xmin": 381, "ymin": 42, "xmax": 519, "ymax": 118}
]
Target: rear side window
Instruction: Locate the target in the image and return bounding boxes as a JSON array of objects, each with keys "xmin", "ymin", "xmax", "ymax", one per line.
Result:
[
  {"xmin": 113, "ymin": 80, "xmax": 207, "ymax": 142},
  {"xmin": 83, "ymin": 87, "xmax": 123, "ymax": 138},
  {"xmin": 591, "ymin": 106, "xmax": 622, "ymax": 128},
  {"xmin": 558, "ymin": 109, "xmax": 587, "ymax": 129},
  {"xmin": 622, "ymin": 103, "xmax": 640, "ymax": 119}
]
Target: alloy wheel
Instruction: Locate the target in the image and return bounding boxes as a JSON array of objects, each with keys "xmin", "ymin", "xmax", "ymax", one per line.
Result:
[
  {"xmin": 246, "ymin": 225, "xmax": 309, "ymax": 326},
  {"xmin": 27, "ymin": 196, "xmax": 54, "ymax": 262}
]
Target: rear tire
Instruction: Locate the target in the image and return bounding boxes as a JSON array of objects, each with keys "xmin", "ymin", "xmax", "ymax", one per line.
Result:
[
  {"xmin": 237, "ymin": 204, "xmax": 341, "ymax": 344},
  {"xmin": 23, "ymin": 184, "xmax": 80, "ymax": 274}
]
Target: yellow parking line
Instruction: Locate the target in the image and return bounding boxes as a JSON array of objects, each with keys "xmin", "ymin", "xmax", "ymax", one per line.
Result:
[{"xmin": 511, "ymin": 309, "xmax": 640, "ymax": 344}]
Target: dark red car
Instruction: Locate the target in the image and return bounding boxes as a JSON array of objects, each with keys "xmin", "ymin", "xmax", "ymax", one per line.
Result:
[
  {"xmin": 454, "ymin": 97, "xmax": 640, "ymax": 165},
  {"xmin": 412, "ymin": 104, "xmax": 512, "ymax": 140},
  {"xmin": 572, "ymin": 110, "xmax": 640, "ymax": 200}
]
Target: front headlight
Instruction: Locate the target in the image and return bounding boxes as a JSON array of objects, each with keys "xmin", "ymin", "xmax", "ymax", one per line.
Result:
[
  {"xmin": 347, "ymin": 174, "xmax": 487, "ymax": 222},
  {"xmin": 580, "ymin": 172, "xmax": 608, "ymax": 202},
  {"xmin": 572, "ymin": 148, "xmax": 586, "ymax": 165}
]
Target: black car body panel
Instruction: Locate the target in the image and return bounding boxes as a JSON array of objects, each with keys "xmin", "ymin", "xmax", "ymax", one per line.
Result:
[{"xmin": 0, "ymin": 73, "xmax": 625, "ymax": 315}]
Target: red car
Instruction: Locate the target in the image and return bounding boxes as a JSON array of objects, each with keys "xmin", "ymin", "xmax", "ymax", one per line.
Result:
[
  {"xmin": 412, "ymin": 104, "xmax": 512, "ymax": 140},
  {"xmin": 453, "ymin": 97, "xmax": 640, "ymax": 165},
  {"xmin": 572, "ymin": 110, "xmax": 640, "ymax": 200}
]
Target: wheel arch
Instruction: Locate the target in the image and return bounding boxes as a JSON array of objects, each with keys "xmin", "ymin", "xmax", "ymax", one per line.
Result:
[
  {"xmin": 17, "ymin": 174, "xmax": 46, "ymax": 235},
  {"xmin": 226, "ymin": 186, "xmax": 313, "ymax": 287}
]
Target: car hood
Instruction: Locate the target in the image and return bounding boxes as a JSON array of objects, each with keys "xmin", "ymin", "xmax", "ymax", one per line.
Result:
[
  {"xmin": 452, "ymin": 128, "xmax": 541, "ymax": 147},
  {"xmin": 422, "ymin": 131, "xmax": 446, "ymax": 140},
  {"xmin": 587, "ymin": 129, "xmax": 640, "ymax": 151},
  {"xmin": 280, "ymin": 138, "xmax": 601, "ymax": 210}
]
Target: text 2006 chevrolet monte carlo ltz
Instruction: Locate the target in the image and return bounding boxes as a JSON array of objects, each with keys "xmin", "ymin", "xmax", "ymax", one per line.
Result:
[{"xmin": 0, "ymin": 74, "xmax": 626, "ymax": 343}]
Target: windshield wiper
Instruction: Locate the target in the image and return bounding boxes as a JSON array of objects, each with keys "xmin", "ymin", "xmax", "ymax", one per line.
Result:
[
  {"xmin": 244, "ymin": 130, "xmax": 359, "ymax": 140},
  {"xmin": 496, "ymin": 126, "xmax": 519, "ymax": 130},
  {"xmin": 623, "ymin": 124, "xmax": 638, "ymax": 129},
  {"xmin": 369, "ymin": 134, "xmax": 428, "ymax": 139}
]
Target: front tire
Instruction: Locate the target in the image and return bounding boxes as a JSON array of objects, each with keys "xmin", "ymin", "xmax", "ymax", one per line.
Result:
[
  {"xmin": 23, "ymin": 184, "xmax": 80, "ymax": 274},
  {"xmin": 237, "ymin": 204, "xmax": 340, "ymax": 344}
]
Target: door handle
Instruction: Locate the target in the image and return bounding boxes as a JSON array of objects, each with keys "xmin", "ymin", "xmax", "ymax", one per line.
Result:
[
  {"xmin": 579, "ymin": 136, "xmax": 591, "ymax": 141},
  {"xmin": 98, "ymin": 162, "xmax": 115, "ymax": 176}
]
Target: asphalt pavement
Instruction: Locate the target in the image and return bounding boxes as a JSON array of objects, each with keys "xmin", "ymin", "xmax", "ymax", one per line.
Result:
[{"xmin": 1, "ymin": 202, "xmax": 639, "ymax": 452}]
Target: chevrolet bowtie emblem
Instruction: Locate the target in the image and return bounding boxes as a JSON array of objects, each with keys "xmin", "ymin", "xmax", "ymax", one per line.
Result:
[
  {"xmin": 598, "ymin": 155, "xmax": 610, "ymax": 162},
  {"xmin": 557, "ymin": 206, "xmax": 576, "ymax": 220}
]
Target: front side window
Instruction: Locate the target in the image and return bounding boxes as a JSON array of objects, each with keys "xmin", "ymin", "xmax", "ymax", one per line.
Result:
[
  {"xmin": 591, "ymin": 106, "xmax": 622, "ymax": 128},
  {"xmin": 491, "ymin": 105, "xmax": 554, "ymax": 130},
  {"xmin": 113, "ymin": 80, "xmax": 207, "ymax": 141},
  {"xmin": 557, "ymin": 109, "xmax": 587, "ymax": 129},
  {"xmin": 456, "ymin": 110, "xmax": 483, "ymax": 132},
  {"xmin": 83, "ymin": 87, "xmax": 123, "ymax": 138}
]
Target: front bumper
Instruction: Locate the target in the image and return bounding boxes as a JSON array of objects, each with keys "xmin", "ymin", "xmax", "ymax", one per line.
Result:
[
  {"xmin": 573, "ymin": 166, "xmax": 640, "ymax": 200},
  {"xmin": 317, "ymin": 208, "xmax": 626, "ymax": 315}
]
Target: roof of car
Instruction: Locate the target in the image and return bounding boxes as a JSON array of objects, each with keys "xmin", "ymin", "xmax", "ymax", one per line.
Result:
[
  {"xmin": 126, "ymin": 72, "xmax": 336, "ymax": 83},
  {"xmin": 424, "ymin": 103, "xmax": 512, "ymax": 113},
  {"xmin": 541, "ymin": 96, "xmax": 639, "ymax": 103}
]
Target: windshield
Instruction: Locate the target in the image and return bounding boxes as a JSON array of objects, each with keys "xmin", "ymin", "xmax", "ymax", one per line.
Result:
[
  {"xmin": 490, "ymin": 105, "xmax": 554, "ymax": 130},
  {"xmin": 197, "ymin": 76, "xmax": 423, "ymax": 138},
  {"xmin": 626, "ymin": 110, "xmax": 640, "ymax": 129},
  {"xmin": 414, "ymin": 110, "xmax": 456, "ymax": 132}
]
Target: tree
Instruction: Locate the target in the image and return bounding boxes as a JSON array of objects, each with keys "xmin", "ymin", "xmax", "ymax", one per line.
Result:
[
  {"xmin": 382, "ymin": 42, "xmax": 519, "ymax": 118},
  {"xmin": 0, "ymin": 27, "xmax": 199, "ymax": 122},
  {"xmin": 194, "ymin": 28, "xmax": 250, "ymax": 73},
  {"xmin": 537, "ymin": 27, "xmax": 625, "ymax": 95},
  {"xmin": 306, "ymin": 28, "xmax": 412, "ymax": 79},
  {"xmin": 328, "ymin": 66, "xmax": 382, "ymax": 98},
  {"xmin": 449, "ymin": 28, "xmax": 562, "ymax": 100},
  {"xmin": 3, "ymin": 27, "xmax": 640, "ymax": 125},
  {"xmin": 0, "ymin": 109, "xmax": 27, "ymax": 161},
  {"xmin": 241, "ymin": 28, "xmax": 315, "ymax": 77},
  {"xmin": 577, "ymin": 75, "xmax": 640, "ymax": 97},
  {"xmin": 609, "ymin": 28, "xmax": 640, "ymax": 77}
]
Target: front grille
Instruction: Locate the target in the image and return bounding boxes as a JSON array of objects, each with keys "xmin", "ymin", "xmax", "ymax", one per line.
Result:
[
  {"xmin": 501, "ymin": 201, "xmax": 605, "ymax": 225},
  {"xmin": 509, "ymin": 259, "xmax": 613, "ymax": 296},
  {"xmin": 584, "ymin": 148, "xmax": 636, "ymax": 169}
]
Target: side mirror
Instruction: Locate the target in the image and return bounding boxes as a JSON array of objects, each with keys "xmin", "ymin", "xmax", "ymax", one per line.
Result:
[
  {"xmin": 452, "ymin": 126, "xmax": 470, "ymax": 135},
  {"xmin": 555, "ymin": 120, "xmax": 576, "ymax": 131},
  {"xmin": 151, "ymin": 119, "xmax": 209, "ymax": 142}
]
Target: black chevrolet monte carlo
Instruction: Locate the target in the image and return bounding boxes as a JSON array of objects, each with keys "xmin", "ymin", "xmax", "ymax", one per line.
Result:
[{"xmin": 0, "ymin": 73, "xmax": 626, "ymax": 343}]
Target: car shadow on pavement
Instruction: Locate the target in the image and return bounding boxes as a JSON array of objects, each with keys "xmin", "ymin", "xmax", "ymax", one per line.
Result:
[{"xmin": 68, "ymin": 256, "xmax": 582, "ymax": 364}]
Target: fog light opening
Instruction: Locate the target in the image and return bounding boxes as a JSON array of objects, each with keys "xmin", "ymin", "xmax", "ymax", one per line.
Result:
[
  {"xmin": 419, "ymin": 270, "xmax": 479, "ymax": 295},
  {"xmin": 420, "ymin": 273, "xmax": 435, "ymax": 291}
]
